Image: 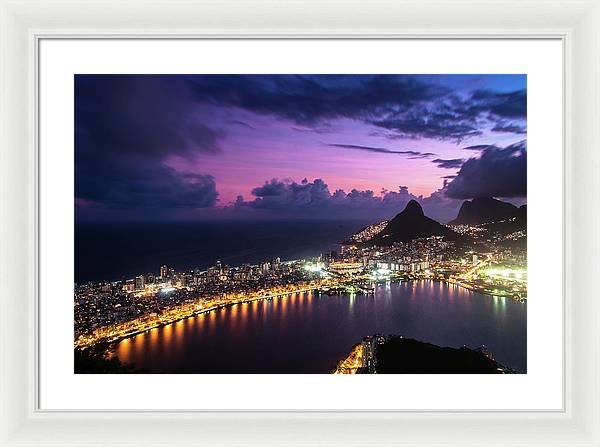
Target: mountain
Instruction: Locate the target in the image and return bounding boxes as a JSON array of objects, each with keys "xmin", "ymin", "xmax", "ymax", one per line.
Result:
[
  {"xmin": 450, "ymin": 197, "xmax": 520, "ymax": 225},
  {"xmin": 517, "ymin": 204, "xmax": 527, "ymax": 221},
  {"xmin": 368, "ymin": 200, "xmax": 458, "ymax": 246},
  {"xmin": 346, "ymin": 220, "xmax": 389, "ymax": 244},
  {"xmin": 482, "ymin": 204, "xmax": 527, "ymax": 237}
]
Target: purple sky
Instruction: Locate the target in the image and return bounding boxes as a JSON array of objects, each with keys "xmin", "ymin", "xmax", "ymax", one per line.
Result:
[{"xmin": 75, "ymin": 75, "xmax": 526, "ymax": 223}]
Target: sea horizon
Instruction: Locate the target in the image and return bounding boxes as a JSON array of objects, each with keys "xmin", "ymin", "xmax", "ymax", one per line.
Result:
[{"xmin": 75, "ymin": 219, "xmax": 374, "ymax": 284}]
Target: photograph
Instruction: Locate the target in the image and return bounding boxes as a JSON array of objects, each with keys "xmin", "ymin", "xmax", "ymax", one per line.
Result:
[{"xmin": 73, "ymin": 74, "xmax": 527, "ymax": 374}]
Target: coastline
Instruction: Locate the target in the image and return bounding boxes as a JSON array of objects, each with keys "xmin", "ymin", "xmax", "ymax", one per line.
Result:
[
  {"xmin": 76, "ymin": 284, "xmax": 319, "ymax": 351},
  {"xmin": 78, "ymin": 278, "xmax": 525, "ymax": 355},
  {"xmin": 89, "ymin": 278, "xmax": 527, "ymax": 353}
]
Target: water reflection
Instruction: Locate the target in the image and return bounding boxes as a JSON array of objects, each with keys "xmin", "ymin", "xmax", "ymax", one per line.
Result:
[
  {"xmin": 115, "ymin": 280, "xmax": 527, "ymax": 373},
  {"xmin": 118, "ymin": 337, "xmax": 131, "ymax": 359}
]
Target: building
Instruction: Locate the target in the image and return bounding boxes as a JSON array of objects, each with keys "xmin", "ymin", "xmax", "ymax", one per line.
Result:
[
  {"xmin": 181, "ymin": 274, "xmax": 193, "ymax": 287},
  {"xmin": 134, "ymin": 275, "xmax": 145, "ymax": 290},
  {"xmin": 328, "ymin": 262, "xmax": 364, "ymax": 275},
  {"xmin": 160, "ymin": 265, "xmax": 168, "ymax": 279},
  {"xmin": 260, "ymin": 262, "xmax": 271, "ymax": 275}
]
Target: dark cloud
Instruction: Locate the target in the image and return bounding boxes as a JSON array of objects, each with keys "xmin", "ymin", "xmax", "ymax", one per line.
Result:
[
  {"xmin": 76, "ymin": 75, "xmax": 221, "ymax": 159},
  {"xmin": 75, "ymin": 75, "xmax": 221, "ymax": 213},
  {"xmin": 246, "ymin": 178, "xmax": 333, "ymax": 210},
  {"xmin": 76, "ymin": 148, "xmax": 218, "ymax": 209},
  {"xmin": 470, "ymin": 89, "xmax": 527, "ymax": 118},
  {"xmin": 327, "ymin": 143, "xmax": 435, "ymax": 158},
  {"xmin": 462, "ymin": 144, "xmax": 493, "ymax": 151},
  {"xmin": 371, "ymin": 89, "xmax": 526, "ymax": 142},
  {"xmin": 432, "ymin": 158, "xmax": 464, "ymax": 169},
  {"xmin": 233, "ymin": 178, "xmax": 420, "ymax": 219},
  {"xmin": 491, "ymin": 123, "xmax": 527, "ymax": 134},
  {"xmin": 252, "ymin": 178, "xmax": 293, "ymax": 197},
  {"xmin": 184, "ymin": 75, "xmax": 525, "ymax": 142},
  {"xmin": 370, "ymin": 97, "xmax": 483, "ymax": 142},
  {"xmin": 185, "ymin": 74, "xmax": 445, "ymax": 127},
  {"xmin": 445, "ymin": 141, "xmax": 527, "ymax": 199}
]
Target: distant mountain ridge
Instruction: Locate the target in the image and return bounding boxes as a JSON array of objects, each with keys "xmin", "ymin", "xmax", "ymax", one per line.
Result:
[
  {"xmin": 450, "ymin": 197, "xmax": 522, "ymax": 225},
  {"xmin": 367, "ymin": 200, "xmax": 459, "ymax": 246}
]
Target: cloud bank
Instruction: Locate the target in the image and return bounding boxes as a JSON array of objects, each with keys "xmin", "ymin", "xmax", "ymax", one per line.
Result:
[
  {"xmin": 445, "ymin": 141, "xmax": 527, "ymax": 199},
  {"xmin": 185, "ymin": 75, "xmax": 526, "ymax": 142},
  {"xmin": 75, "ymin": 75, "xmax": 220, "ymax": 210},
  {"xmin": 231, "ymin": 178, "xmax": 421, "ymax": 219}
]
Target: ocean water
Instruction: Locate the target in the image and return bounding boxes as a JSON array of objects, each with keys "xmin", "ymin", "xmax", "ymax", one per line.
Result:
[{"xmin": 75, "ymin": 220, "xmax": 372, "ymax": 283}]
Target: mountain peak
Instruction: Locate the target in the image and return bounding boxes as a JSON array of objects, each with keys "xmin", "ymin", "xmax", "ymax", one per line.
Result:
[
  {"xmin": 402, "ymin": 200, "xmax": 424, "ymax": 217},
  {"xmin": 365, "ymin": 199, "xmax": 458, "ymax": 246},
  {"xmin": 450, "ymin": 197, "xmax": 518, "ymax": 225}
]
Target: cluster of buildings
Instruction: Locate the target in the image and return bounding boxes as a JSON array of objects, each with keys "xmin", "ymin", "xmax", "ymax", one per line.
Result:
[
  {"xmin": 333, "ymin": 224, "xmax": 527, "ymax": 299},
  {"xmin": 74, "ymin": 258, "xmax": 317, "ymax": 342},
  {"xmin": 349, "ymin": 220, "xmax": 389, "ymax": 243},
  {"xmin": 112, "ymin": 258, "xmax": 290, "ymax": 294},
  {"xmin": 340, "ymin": 235, "xmax": 453, "ymax": 276}
]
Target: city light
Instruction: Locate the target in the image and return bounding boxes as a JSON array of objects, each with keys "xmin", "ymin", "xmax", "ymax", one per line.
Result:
[
  {"xmin": 304, "ymin": 263, "xmax": 323, "ymax": 273},
  {"xmin": 160, "ymin": 287, "xmax": 176, "ymax": 293}
]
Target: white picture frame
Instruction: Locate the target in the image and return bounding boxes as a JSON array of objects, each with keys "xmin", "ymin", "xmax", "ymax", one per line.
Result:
[{"xmin": 1, "ymin": 0, "xmax": 598, "ymax": 445}]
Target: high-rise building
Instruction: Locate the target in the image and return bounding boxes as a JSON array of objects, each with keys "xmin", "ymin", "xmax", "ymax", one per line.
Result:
[
  {"xmin": 181, "ymin": 275, "xmax": 191, "ymax": 287},
  {"xmin": 270, "ymin": 257, "xmax": 281, "ymax": 270},
  {"xmin": 160, "ymin": 265, "xmax": 168, "ymax": 279},
  {"xmin": 260, "ymin": 262, "xmax": 270, "ymax": 275},
  {"xmin": 135, "ymin": 275, "xmax": 145, "ymax": 290},
  {"xmin": 124, "ymin": 280, "xmax": 135, "ymax": 292}
]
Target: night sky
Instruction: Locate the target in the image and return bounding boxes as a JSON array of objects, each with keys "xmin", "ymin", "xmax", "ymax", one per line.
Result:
[{"xmin": 75, "ymin": 74, "xmax": 526, "ymax": 223}]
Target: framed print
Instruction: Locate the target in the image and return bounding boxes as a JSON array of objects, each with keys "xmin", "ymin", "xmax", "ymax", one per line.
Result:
[{"xmin": 1, "ymin": 1, "xmax": 600, "ymax": 446}]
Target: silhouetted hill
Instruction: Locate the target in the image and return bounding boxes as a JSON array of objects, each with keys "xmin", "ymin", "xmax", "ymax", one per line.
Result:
[
  {"xmin": 450, "ymin": 197, "xmax": 519, "ymax": 225},
  {"xmin": 368, "ymin": 200, "xmax": 458, "ymax": 246},
  {"xmin": 74, "ymin": 348, "xmax": 144, "ymax": 374},
  {"xmin": 376, "ymin": 338, "xmax": 504, "ymax": 374},
  {"xmin": 481, "ymin": 203, "xmax": 527, "ymax": 237}
]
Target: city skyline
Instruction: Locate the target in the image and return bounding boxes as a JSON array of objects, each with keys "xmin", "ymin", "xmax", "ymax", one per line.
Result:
[{"xmin": 75, "ymin": 74, "xmax": 526, "ymax": 223}]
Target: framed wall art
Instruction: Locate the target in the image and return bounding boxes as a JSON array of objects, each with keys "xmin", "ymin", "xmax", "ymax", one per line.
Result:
[{"xmin": 1, "ymin": 1, "xmax": 599, "ymax": 446}]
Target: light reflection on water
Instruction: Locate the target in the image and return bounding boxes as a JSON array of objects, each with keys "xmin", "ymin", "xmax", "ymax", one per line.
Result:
[{"xmin": 114, "ymin": 280, "xmax": 527, "ymax": 373}]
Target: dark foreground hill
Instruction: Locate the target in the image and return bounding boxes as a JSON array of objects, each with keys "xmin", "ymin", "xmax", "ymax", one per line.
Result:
[
  {"xmin": 368, "ymin": 200, "xmax": 459, "ymax": 246},
  {"xmin": 376, "ymin": 337, "xmax": 505, "ymax": 374}
]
